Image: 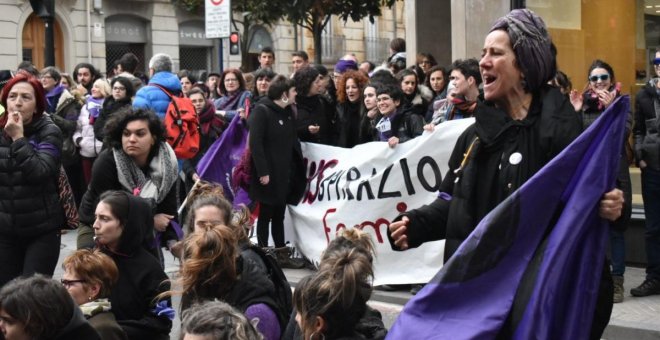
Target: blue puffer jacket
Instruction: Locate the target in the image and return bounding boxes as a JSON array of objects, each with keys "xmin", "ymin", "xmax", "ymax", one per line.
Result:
[{"xmin": 133, "ymin": 71, "xmax": 182, "ymax": 119}]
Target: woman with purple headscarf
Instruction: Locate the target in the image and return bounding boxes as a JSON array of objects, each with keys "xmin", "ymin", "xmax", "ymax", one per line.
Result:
[{"xmin": 388, "ymin": 8, "xmax": 623, "ymax": 339}]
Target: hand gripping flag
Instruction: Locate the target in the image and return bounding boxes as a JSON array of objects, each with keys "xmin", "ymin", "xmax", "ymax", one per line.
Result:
[
  {"xmin": 196, "ymin": 113, "xmax": 251, "ymax": 208},
  {"xmin": 387, "ymin": 96, "xmax": 630, "ymax": 340}
]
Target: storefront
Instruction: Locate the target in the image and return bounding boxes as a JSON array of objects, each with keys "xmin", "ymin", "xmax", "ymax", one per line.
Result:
[
  {"xmin": 179, "ymin": 21, "xmax": 213, "ymax": 73},
  {"xmin": 105, "ymin": 15, "xmax": 148, "ymax": 76}
]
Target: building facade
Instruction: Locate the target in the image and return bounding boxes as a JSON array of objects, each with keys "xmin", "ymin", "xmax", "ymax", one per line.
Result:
[{"xmin": 0, "ymin": 0, "xmax": 404, "ymax": 77}]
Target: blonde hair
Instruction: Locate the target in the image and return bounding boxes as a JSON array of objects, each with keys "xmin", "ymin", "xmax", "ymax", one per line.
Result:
[{"xmin": 92, "ymin": 78, "xmax": 111, "ymax": 98}]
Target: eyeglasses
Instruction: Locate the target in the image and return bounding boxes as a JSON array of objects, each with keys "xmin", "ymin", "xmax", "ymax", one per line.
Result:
[
  {"xmin": 588, "ymin": 74, "xmax": 610, "ymax": 82},
  {"xmin": 112, "ymin": 86, "xmax": 126, "ymax": 91},
  {"xmin": 61, "ymin": 279, "xmax": 86, "ymax": 287}
]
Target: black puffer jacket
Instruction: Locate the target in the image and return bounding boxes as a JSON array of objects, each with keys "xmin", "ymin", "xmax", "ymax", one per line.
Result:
[
  {"xmin": 388, "ymin": 107, "xmax": 425, "ymax": 144},
  {"xmin": 0, "ymin": 115, "xmax": 64, "ymax": 237},
  {"xmin": 634, "ymin": 78, "xmax": 660, "ymax": 169}
]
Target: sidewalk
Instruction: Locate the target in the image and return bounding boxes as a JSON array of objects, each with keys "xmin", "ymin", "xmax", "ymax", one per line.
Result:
[{"xmin": 283, "ymin": 266, "xmax": 660, "ymax": 340}]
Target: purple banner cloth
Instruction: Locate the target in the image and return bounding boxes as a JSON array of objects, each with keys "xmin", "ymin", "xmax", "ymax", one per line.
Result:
[
  {"xmin": 387, "ymin": 96, "xmax": 629, "ymax": 340},
  {"xmin": 196, "ymin": 114, "xmax": 251, "ymax": 208}
]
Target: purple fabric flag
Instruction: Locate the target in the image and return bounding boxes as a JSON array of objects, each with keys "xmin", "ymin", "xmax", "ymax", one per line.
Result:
[
  {"xmin": 387, "ymin": 96, "xmax": 629, "ymax": 340},
  {"xmin": 196, "ymin": 114, "xmax": 251, "ymax": 208}
]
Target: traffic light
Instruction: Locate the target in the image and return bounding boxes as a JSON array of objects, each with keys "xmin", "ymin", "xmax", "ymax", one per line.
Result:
[{"xmin": 229, "ymin": 32, "xmax": 240, "ymax": 55}]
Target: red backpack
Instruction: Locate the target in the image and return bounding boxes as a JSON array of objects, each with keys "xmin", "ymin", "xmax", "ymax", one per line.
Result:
[{"xmin": 151, "ymin": 84, "xmax": 200, "ymax": 159}]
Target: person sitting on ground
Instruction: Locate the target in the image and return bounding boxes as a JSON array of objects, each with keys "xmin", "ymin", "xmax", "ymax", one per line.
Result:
[
  {"xmin": 0, "ymin": 274, "xmax": 101, "ymax": 340},
  {"xmin": 62, "ymin": 249, "xmax": 128, "ymax": 340},
  {"xmin": 181, "ymin": 300, "xmax": 263, "ymax": 340}
]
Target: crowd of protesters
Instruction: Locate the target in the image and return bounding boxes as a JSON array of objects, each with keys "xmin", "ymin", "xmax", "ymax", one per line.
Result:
[{"xmin": 0, "ymin": 7, "xmax": 656, "ymax": 340}]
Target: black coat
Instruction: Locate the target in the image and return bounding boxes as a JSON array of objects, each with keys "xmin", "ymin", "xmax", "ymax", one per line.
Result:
[
  {"xmin": 0, "ymin": 115, "xmax": 64, "ymax": 237},
  {"xmin": 94, "ymin": 96, "xmax": 132, "ymax": 143},
  {"xmin": 633, "ymin": 79, "xmax": 660, "ymax": 169},
  {"xmin": 50, "ymin": 90, "xmax": 83, "ymax": 166},
  {"xmin": 295, "ymin": 94, "xmax": 335, "ymax": 145},
  {"xmin": 53, "ymin": 306, "xmax": 101, "ymax": 340},
  {"xmin": 388, "ymin": 107, "xmax": 425, "ymax": 144},
  {"xmin": 335, "ymin": 101, "xmax": 362, "ymax": 148},
  {"xmin": 248, "ymin": 99, "xmax": 305, "ymax": 205},
  {"xmin": 100, "ymin": 195, "xmax": 172, "ymax": 340}
]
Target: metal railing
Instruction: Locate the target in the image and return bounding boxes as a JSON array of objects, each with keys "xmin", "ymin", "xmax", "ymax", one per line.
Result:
[{"xmin": 365, "ymin": 37, "xmax": 389, "ymax": 64}]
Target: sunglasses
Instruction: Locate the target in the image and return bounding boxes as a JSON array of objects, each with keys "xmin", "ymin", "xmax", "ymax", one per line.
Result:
[
  {"xmin": 588, "ymin": 74, "xmax": 610, "ymax": 82},
  {"xmin": 654, "ymin": 58, "xmax": 660, "ymax": 66}
]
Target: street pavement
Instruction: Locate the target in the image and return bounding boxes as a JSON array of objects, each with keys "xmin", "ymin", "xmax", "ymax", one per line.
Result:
[{"xmin": 55, "ymin": 230, "xmax": 660, "ymax": 340}]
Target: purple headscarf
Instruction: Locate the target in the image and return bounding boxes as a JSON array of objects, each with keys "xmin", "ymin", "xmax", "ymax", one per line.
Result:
[
  {"xmin": 490, "ymin": 9, "xmax": 555, "ymax": 93},
  {"xmin": 335, "ymin": 59, "xmax": 358, "ymax": 74}
]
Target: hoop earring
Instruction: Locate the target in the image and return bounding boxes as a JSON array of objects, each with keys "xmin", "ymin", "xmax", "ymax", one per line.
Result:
[
  {"xmin": 281, "ymin": 96, "xmax": 289, "ymax": 104},
  {"xmin": 309, "ymin": 332, "xmax": 325, "ymax": 340}
]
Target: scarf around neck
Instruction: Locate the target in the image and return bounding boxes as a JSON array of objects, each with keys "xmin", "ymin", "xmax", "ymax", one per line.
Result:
[
  {"xmin": 113, "ymin": 142, "xmax": 178, "ymax": 204},
  {"xmin": 80, "ymin": 298, "xmax": 112, "ymax": 318},
  {"xmin": 217, "ymin": 91, "xmax": 243, "ymax": 110}
]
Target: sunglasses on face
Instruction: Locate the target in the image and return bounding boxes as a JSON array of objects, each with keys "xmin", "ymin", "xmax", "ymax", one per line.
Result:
[
  {"xmin": 589, "ymin": 74, "xmax": 610, "ymax": 82},
  {"xmin": 654, "ymin": 58, "xmax": 660, "ymax": 66}
]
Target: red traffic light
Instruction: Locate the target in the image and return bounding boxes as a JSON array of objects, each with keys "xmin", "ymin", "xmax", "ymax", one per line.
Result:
[{"xmin": 230, "ymin": 32, "xmax": 239, "ymax": 44}]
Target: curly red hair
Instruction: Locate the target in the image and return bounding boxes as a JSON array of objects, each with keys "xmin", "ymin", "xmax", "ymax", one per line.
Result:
[
  {"xmin": 1, "ymin": 74, "xmax": 46, "ymax": 127},
  {"xmin": 336, "ymin": 70, "xmax": 369, "ymax": 104}
]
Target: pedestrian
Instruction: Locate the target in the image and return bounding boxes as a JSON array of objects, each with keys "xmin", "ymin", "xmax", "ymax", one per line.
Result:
[
  {"xmin": 0, "ymin": 74, "xmax": 64, "ymax": 287},
  {"xmin": 133, "ymin": 53, "xmax": 181, "ymax": 119}
]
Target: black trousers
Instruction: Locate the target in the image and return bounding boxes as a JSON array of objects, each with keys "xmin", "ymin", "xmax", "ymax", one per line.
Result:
[
  {"xmin": 256, "ymin": 202, "xmax": 286, "ymax": 248},
  {"xmin": 0, "ymin": 231, "xmax": 61, "ymax": 287}
]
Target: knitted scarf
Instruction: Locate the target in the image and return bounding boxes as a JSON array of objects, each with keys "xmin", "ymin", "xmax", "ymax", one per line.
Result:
[{"xmin": 113, "ymin": 142, "xmax": 178, "ymax": 204}]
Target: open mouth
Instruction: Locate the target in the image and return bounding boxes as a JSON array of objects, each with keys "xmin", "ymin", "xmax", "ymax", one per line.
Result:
[{"xmin": 482, "ymin": 74, "xmax": 496, "ymax": 86}]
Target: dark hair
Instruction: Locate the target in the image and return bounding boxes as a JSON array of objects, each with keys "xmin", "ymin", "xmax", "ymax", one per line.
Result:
[
  {"xmin": 17, "ymin": 61, "xmax": 39, "ymax": 77},
  {"xmin": 98, "ymin": 190, "xmax": 130, "ymax": 228},
  {"xmin": 267, "ymin": 75, "xmax": 295, "ymax": 100},
  {"xmin": 552, "ymin": 70, "xmax": 572, "ymax": 93},
  {"xmin": 588, "ymin": 59, "xmax": 615, "ymax": 83},
  {"xmin": 293, "ymin": 248, "xmax": 373, "ymax": 339},
  {"xmin": 110, "ymin": 76, "xmax": 135, "ymax": 98},
  {"xmin": 396, "ymin": 68, "xmax": 419, "ymax": 93},
  {"xmin": 292, "ymin": 51, "xmax": 309, "ymax": 61},
  {"xmin": 293, "ymin": 66, "xmax": 320, "ymax": 97},
  {"xmin": 0, "ymin": 274, "xmax": 75, "ymax": 339},
  {"xmin": 336, "ymin": 70, "xmax": 369, "ymax": 104},
  {"xmin": 252, "ymin": 68, "xmax": 277, "ymax": 97},
  {"xmin": 62, "ymin": 249, "xmax": 119, "ymax": 299},
  {"xmin": 74, "ymin": 63, "xmax": 101, "ymax": 82},
  {"xmin": 390, "ymin": 38, "xmax": 406, "ymax": 53},
  {"xmin": 189, "ymin": 86, "xmax": 209, "ymax": 99},
  {"xmin": 41, "ymin": 66, "xmax": 62, "ymax": 83},
  {"xmin": 424, "ymin": 65, "xmax": 448, "ymax": 94},
  {"xmin": 450, "ymin": 58, "xmax": 482, "ymax": 86},
  {"xmin": 181, "ymin": 300, "xmax": 263, "ymax": 340},
  {"xmin": 313, "ymin": 64, "xmax": 329, "ymax": 77},
  {"xmin": 260, "ymin": 46, "xmax": 275, "ymax": 57},
  {"xmin": 186, "ymin": 195, "xmax": 232, "ymax": 233},
  {"xmin": 103, "ymin": 107, "xmax": 166, "ymax": 158},
  {"xmin": 416, "ymin": 53, "xmax": 437, "ymax": 68},
  {"xmin": 117, "ymin": 52, "xmax": 139, "ymax": 74},
  {"xmin": 376, "ymin": 84, "xmax": 404, "ymax": 102},
  {"xmin": 361, "ymin": 61, "xmax": 375, "ymax": 73},
  {"xmin": 218, "ymin": 68, "xmax": 246, "ymax": 95},
  {"xmin": 1, "ymin": 73, "xmax": 47, "ymax": 126},
  {"xmin": 370, "ymin": 69, "xmax": 398, "ymax": 88},
  {"xmin": 178, "ymin": 69, "xmax": 198, "ymax": 84}
]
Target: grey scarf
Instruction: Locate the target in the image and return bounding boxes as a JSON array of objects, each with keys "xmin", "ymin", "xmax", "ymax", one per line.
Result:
[{"xmin": 114, "ymin": 142, "xmax": 178, "ymax": 204}]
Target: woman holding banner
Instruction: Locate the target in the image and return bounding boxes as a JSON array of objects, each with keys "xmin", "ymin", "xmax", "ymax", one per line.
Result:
[
  {"xmin": 388, "ymin": 9, "xmax": 624, "ymax": 339},
  {"xmin": 248, "ymin": 75, "xmax": 306, "ymax": 268}
]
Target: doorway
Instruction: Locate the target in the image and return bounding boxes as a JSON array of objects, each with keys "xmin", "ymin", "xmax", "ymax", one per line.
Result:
[{"xmin": 22, "ymin": 13, "xmax": 65, "ymax": 71}]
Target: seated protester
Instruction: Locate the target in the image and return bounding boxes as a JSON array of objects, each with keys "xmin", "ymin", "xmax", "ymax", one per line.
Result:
[
  {"xmin": 294, "ymin": 66, "xmax": 335, "ymax": 145},
  {"xmin": 166, "ymin": 224, "xmax": 287, "ymax": 340},
  {"xmin": 0, "ymin": 274, "xmax": 101, "ymax": 340},
  {"xmin": 359, "ymin": 84, "xmax": 382, "ymax": 143},
  {"xmin": 292, "ymin": 242, "xmax": 375, "ymax": 340},
  {"xmin": 396, "ymin": 68, "xmax": 432, "ymax": 118},
  {"xmin": 181, "ymin": 301, "xmax": 263, "ymax": 340},
  {"xmin": 93, "ymin": 191, "xmax": 173, "ymax": 340},
  {"xmin": 213, "ymin": 68, "xmax": 251, "ymax": 121},
  {"xmin": 282, "ymin": 229, "xmax": 387, "ymax": 340},
  {"xmin": 62, "ymin": 249, "xmax": 128, "ymax": 340},
  {"xmin": 424, "ymin": 65, "xmax": 448, "ymax": 122},
  {"xmin": 74, "ymin": 78, "xmax": 112, "ymax": 185},
  {"xmin": 251, "ymin": 68, "xmax": 277, "ymax": 106},
  {"xmin": 182, "ymin": 88, "xmax": 224, "ymax": 191},
  {"xmin": 335, "ymin": 70, "xmax": 370, "ymax": 148},
  {"xmin": 77, "ymin": 108, "xmax": 180, "ymax": 265},
  {"xmin": 375, "ymin": 84, "xmax": 424, "ymax": 148},
  {"xmin": 94, "ymin": 77, "xmax": 135, "ymax": 143},
  {"xmin": 424, "ymin": 58, "xmax": 482, "ymax": 130}
]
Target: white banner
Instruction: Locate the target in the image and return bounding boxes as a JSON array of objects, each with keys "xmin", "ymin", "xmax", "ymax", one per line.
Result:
[
  {"xmin": 287, "ymin": 118, "xmax": 474, "ymax": 286},
  {"xmin": 205, "ymin": 0, "xmax": 231, "ymax": 39}
]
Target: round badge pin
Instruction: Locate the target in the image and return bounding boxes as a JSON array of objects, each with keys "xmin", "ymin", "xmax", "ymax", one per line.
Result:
[
  {"xmin": 279, "ymin": 120, "xmax": 284, "ymax": 125},
  {"xmin": 509, "ymin": 152, "xmax": 522, "ymax": 165}
]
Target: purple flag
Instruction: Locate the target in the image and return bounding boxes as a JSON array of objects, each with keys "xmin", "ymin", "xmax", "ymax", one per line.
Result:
[
  {"xmin": 387, "ymin": 96, "xmax": 629, "ymax": 340},
  {"xmin": 196, "ymin": 114, "xmax": 251, "ymax": 208}
]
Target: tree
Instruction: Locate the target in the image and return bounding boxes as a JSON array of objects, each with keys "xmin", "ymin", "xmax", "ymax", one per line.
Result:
[
  {"xmin": 286, "ymin": 0, "xmax": 397, "ymax": 65},
  {"xmin": 173, "ymin": 0, "xmax": 286, "ymax": 71}
]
